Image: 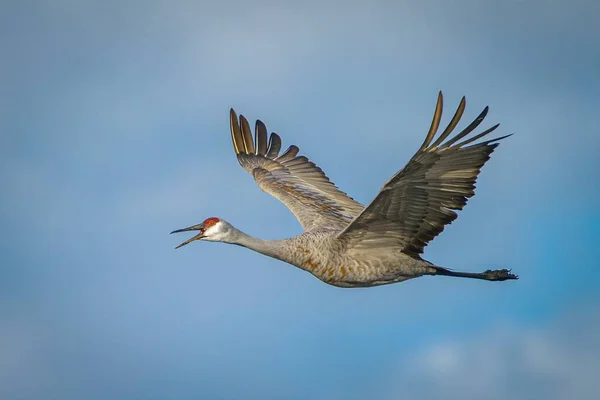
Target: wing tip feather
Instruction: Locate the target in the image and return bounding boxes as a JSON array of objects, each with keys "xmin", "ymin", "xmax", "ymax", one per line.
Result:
[
  {"xmin": 255, "ymin": 119, "xmax": 268, "ymax": 156},
  {"xmin": 239, "ymin": 115, "xmax": 255, "ymax": 154},
  {"xmin": 230, "ymin": 108, "xmax": 242, "ymax": 155}
]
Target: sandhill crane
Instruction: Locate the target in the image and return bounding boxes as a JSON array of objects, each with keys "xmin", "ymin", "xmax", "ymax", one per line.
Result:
[{"xmin": 171, "ymin": 92, "xmax": 518, "ymax": 287}]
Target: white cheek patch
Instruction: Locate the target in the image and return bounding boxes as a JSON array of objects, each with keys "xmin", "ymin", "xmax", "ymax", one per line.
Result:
[{"xmin": 203, "ymin": 222, "xmax": 221, "ymax": 237}]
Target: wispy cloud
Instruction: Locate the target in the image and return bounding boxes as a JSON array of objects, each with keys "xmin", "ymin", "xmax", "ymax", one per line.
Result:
[{"xmin": 385, "ymin": 300, "xmax": 600, "ymax": 400}]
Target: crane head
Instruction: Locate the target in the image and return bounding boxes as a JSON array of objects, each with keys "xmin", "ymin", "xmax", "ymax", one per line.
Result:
[{"xmin": 170, "ymin": 217, "xmax": 225, "ymax": 248}]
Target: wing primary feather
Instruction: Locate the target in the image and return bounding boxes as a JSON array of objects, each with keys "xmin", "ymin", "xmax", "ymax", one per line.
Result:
[
  {"xmin": 454, "ymin": 123, "xmax": 500, "ymax": 147},
  {"xmin": 230, "ymin": 108, "xmax": 244, "ymax": 154},
  {"xmin": 418, "ymin": 91, "xmax": 444, "ymax": 152},
  {"xmin": 266, "ymin": 132, "xmax": 282, "ymax": 158},
  {"xmin": 239, "ymin": 115, "xmax": 255, "ymax": 154},
  {"xmin": 442, "ymin": 106, "xmax": 489, "ymax": 148},
  {"xmin": 276, "ymin": 145, "xmax": 300, "ymax": 162},
  {"xmin": 465, "ymin": 133, "xmax": 513, "ymax": 147},
  {"xmin": 430, "ymin": 96, "xmax": 466, "ymax": 148},
  {"xmin": 336, "ymin": 96, "xmax": 510, "ymax": 256},
  {"xmin": 255, "ymin": 120, "xmax": 268, "ymax": 156},
  {"xmin": 228, "ymin": 109, "xmax": 365, "ymax": 232}
]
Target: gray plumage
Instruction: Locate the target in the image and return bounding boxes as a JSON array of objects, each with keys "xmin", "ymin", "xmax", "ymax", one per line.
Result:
[{"xmin": 172, "ymin": 92, "xmax": 518, "ymax": 287}]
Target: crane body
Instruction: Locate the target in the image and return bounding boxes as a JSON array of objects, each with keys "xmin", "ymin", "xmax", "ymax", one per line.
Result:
[{"xmin": 172, "ymin": 92, "xmax": 518, "ymax": 287}]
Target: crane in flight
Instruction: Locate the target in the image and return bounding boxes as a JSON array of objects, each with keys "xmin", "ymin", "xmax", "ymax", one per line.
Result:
[{"xmin": 171, "ymin": 92, "xmax": 518, "ymax": 287}]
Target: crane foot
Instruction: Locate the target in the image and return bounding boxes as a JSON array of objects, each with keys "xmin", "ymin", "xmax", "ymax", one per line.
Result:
[{"xmin": 482, "ymin": 268, "xmax": 518, "ymax": 281}]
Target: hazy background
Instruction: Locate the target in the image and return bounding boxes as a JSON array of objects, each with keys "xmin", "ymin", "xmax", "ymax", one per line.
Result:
[{"xmin": 2, "ymin": 0, "xmax": 599, "ymax": 399}]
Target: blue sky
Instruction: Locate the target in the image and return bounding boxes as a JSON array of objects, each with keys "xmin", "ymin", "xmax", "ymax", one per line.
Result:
[{"xmin": 1, "ymin": 0, "xmax": 599, "ymax": 399}]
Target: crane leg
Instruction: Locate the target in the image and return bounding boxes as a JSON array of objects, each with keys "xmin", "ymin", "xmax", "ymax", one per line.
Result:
[{"xmin": 432, "ymin": 267, "xmax": 518, "ymax": 281}]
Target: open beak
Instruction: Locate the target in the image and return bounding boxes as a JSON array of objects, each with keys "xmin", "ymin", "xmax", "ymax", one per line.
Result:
[{"xmin": 170, "ymin": 223, "xmax": 205, "ymax": 249}]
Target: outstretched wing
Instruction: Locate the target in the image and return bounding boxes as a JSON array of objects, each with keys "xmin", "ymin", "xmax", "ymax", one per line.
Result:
[
  {"xmin": 229, "ymin": 109, "xmax": 364, "ymax": 231},
  {"xmin": 337, "ymin": 92, "xmax": 510, "ymax": 258}
]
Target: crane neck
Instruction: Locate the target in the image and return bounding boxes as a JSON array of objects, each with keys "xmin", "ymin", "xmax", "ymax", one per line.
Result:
[{"xmin": 227, "ymin": 227, "xmax": 285, "ymax": 261}]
